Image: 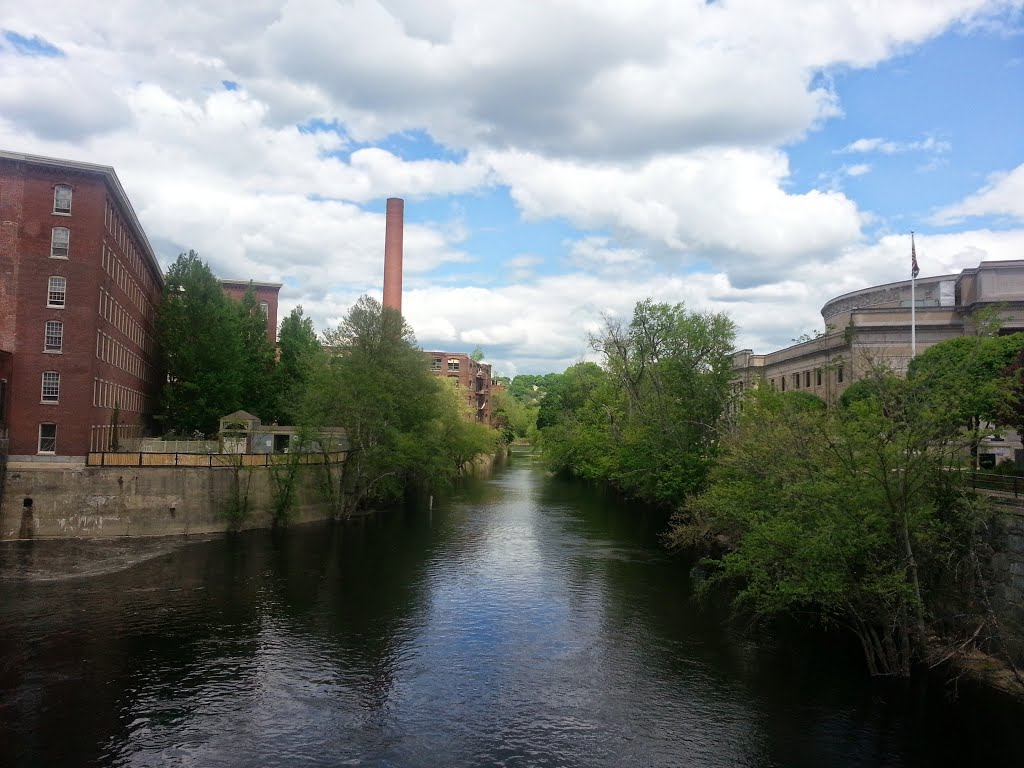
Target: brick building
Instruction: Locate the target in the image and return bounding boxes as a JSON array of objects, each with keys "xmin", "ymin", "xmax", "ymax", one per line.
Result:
[
  {"xmin": 426, "ymin": 352, "xmax": 493, "ymax": 422},
  {"xmin": 220, "ymin": 279, "xmax": 281, "ymax": 344},
  {"xmin": 0, "ymin": 151, "xmax": 163, "ymax": 458}
]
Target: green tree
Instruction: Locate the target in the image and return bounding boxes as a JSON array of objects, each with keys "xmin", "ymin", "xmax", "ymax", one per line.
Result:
[
  {"xmin": 234, "ymin": 284, "xmax": 279, "ymax": 421},
  {"xmin": 670, "ymin": 376, "xmax": 978, "ymax": 677},
  {"xmin": 591, "ymin": 299, "xmax": 737, "ymax": 505},
  {"xmin": 907, "ymin": 333, "xmax": 1024, "ymax": 466},
  {"xmin": 274, "ymin": 305, "xmax": 322, "ymax": 423},
  {"xmin": 491, "ymin": 389, "xmax": 539, "ymax": 443},
  {"xmin": 538, "ymin": 363, "xmax": 619, "ymax": 482},
  {"xmin": 157, "ymin": 251, "xmax": 247, "ymax": 435},
  {"xmin": 300, "ymin": 296, "xmax": 498, "ymax": 516},
  {"xmin": 427, "ymin": 378, "xmax": 501, "ymax": 473}
]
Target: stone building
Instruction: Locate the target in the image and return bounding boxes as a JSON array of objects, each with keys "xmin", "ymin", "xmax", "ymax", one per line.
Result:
[
  {"xmin": 0, "ymin": 151, "xmax": 164, "ymax": 458},
  {"xmin": 732, "ymin": 260, "xmax": 1024, "ymax": 403},
  {"xmin": 426, "ymin": 352, "xmax": 493, "ymax": 423}
]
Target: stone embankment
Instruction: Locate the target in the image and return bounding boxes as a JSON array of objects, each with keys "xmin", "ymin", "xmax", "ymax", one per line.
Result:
[
  {"xmin": 0, "ymin": 460, "xmax": 339, "ymax": 540},
  {"xmin": 986, "ymin": 508, "xmax": 1024, "ymax": 666}
]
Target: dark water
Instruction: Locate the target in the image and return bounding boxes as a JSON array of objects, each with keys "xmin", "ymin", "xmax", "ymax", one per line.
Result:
[{"xmin": 1, "ymin": 450, "xmax": 1022, "ymax": 767}]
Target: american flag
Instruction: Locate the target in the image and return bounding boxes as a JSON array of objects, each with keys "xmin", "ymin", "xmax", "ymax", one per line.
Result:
[{"xmin": 911, "ymin": 232, "xmax": 919, "ymax": 279}]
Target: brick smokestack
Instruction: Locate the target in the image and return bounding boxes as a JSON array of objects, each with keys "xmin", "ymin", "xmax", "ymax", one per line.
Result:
[{"xmin": 383, "ymin": 197, "xmax": 404, "ymax": 313}]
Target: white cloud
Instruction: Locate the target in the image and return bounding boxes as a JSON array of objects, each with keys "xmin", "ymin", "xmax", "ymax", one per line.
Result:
[
  {"xmin": 931, "ymin": 163, "xmax": 1024, "ymax": 224},
  {"xmin": 487, "ymin": 147, "xmax": 865, "ymax": 283},
  {"xmin": 839, "ymin": 136, "xmax": 952, "ymax": 155},
  {"xmin": 0, "ymin": 0, "xmax": 1017, "ymax": 375}
]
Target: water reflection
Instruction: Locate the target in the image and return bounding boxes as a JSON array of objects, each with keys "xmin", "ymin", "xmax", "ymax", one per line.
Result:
[{"xmin": 1, "ymin": 448, "xmax": 1022, "ymax": 767}]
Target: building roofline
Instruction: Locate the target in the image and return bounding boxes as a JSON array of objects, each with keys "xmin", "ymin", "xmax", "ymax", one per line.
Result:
[
  {"xmin": 821, "ymin": 271, "xmax": 959, "ymax": 314},
  {"xmin": 218, "ymin": 278, "xmax": 284, "ymax": 289},
  {"xmin": 0, "ymin": 149, "xmax": 165, "ymax": 289}
]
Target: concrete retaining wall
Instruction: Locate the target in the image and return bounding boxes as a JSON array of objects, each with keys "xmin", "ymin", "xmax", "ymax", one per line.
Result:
[{"xmin": 0, "ymin": 461, "xmax": 342, "ymax": 539}]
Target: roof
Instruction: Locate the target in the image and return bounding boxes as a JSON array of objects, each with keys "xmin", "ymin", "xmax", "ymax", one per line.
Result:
[
  {"xmin": 0, "ymin": 149, "xmax": 165, "ymax": 289},
  {"xmin": 219, "ymin": 279, "xmax": 283, "ymax": 290}
]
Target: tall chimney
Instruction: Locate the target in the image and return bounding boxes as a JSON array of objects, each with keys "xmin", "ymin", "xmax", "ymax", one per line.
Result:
[{"xmin": 383, "ymin": 197, "xmax": 404, "ymax": 313}]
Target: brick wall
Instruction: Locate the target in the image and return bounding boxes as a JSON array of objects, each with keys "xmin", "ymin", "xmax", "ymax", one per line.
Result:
[
  {"xmin": 221, "ymin": 280, "xmax": 281, "ymax": 344},
  {"xmin": 0, "ymin": 156, "xmax": 162, "ymax": 457}
]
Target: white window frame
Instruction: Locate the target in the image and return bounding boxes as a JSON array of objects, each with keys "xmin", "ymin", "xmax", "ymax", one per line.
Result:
[
  {"xmin": 38, "ymin": 422, "xmax": 57, "ymax": 453},
  {"xmin": 53, "ymin": 184, "xmax": 72, "ymax": 214},
  {"xmin": 47, "ymin": 276, "xmax": 66, "ymax": 308},
  {"xmin": 259, "ymin": 301, "xmax": 269, "ymax": 316},
  {"xmin": 448, "ymin": 358, "xmax": 460, "ymax": 372},
  {"xmin": 41, "ymin": 372, "xmax": 60, "ymax": 403},
  {"xmin": 51, "ymin": 227, "xmax": 70, "ymax": 259},
  {"xmin": 44, "ymin": 320, "xmax": 63, "ymax": 353}
]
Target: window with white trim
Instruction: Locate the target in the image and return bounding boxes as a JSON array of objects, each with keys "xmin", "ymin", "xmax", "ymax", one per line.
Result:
[
  {"xmin": 47, "ymin": 276, "xmax": 66, "ymax": 308},
  {"xmin": 53, "ymin": 184, "xmax": 72, "ymax": 214},
  {"xmin": 448, "ymin": 358, "xmax": 460, "ymax": 371},
  {"xmin": 41, "ymin": 372, "xmax": 60, "ymax": 403},
  {"xmin": 51, "ymin": 227, "xmax": 70, "ymax": 258},
  {"xmin": 44, "ymin": 320, "xmax": 63, "ymax": 352},
  {"xmin": 38, "ymin": 423, "xmax": 57, "ymax": 453},
  {"xmin": 259, "ymin": 301, "xmax": 269, "ymax": 316}
]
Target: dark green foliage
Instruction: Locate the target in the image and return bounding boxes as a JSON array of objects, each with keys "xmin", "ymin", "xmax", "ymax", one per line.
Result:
[
  {"xmin": 156, "ymin": 251, "xmax": 279, "ymax": 435},
  {"xmin": 274, "ymin": 306, "xmax": 322, "ymax": 424}
]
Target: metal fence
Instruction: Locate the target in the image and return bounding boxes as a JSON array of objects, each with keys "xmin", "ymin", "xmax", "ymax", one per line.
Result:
[{"xmin": 86, "ymin": 451, "xmax": 347, "ymax": 468}]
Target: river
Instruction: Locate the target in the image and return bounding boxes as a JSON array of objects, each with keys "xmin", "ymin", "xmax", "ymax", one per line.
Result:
[{"xmin": 1, "ymin": 449, "xmax": 1022, "ymax": 766}]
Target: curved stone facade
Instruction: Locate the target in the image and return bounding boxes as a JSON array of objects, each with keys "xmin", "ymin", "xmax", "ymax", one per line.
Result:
[{"xmin": 732, "ymin": 260, "xmax": 1024, "ymax": 403}]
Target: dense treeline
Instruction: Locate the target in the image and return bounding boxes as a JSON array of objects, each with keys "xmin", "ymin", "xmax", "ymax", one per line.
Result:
[
  {"xmin": 527, "ymin": 298, "xmax": 1024, "ymax": 678},
  {"xmin": 536, "ymin": 299, "xmax": 737, "ymax": 506},
  {"xmin": 156, "ymin": 251, "xmax": 499, "ymax": 519}
]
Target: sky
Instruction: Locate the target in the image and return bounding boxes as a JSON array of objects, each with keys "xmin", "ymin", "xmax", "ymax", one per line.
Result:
[{"xmin": 1, "ymin": 1, "xmax": 1022, "ymax": 377}]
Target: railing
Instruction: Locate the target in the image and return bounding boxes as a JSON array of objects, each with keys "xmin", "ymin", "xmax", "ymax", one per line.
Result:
[
  {"xmin": 86, "ymin": 451, "xmax": 347, "ymax": 468},
  {"xmin": 963, "ymin": 471, "xmax": 1023, "ymax": 499}
]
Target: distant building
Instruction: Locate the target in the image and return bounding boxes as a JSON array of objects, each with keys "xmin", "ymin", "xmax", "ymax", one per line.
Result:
[
  {"xmin": 426, "ymin": 352, "xmax": 493, "ymax": 423},
  {"xmin": 732, "ymin": 260, "xmax": 1024, "ymax": 402},
  {"xmin": 219, "ymin": 279, "xmax": 281, "ymax": 344},
  {"xmin": 0, "ymin": 151, "xmax": 164, "ymax": 458}
]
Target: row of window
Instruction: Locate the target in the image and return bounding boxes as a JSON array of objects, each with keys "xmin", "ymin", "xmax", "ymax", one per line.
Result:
[
  {"xmin": 102, "ymin": 245, "xmax": 157, "ymax": 325},
  {"xmin": 104, "ymin": 198, "xmax": 160, "ymax": 302},
  {"xmin": 96, "ymin": 330, "xmax": 156, "ymax": 383},
  {"xmin": 769, "ymin": 365, "xmax": 844, "ymax": 392},
  {"xmin": 90, "ymin": 423, "xmax": 143, "ymax": 453},
  {"xmin": 93, "ymin": 377, "xmax": 150, "ymax": 413},
  {"xmin": 37, "ymin": 370, "xmax": 149, "ymax": 410},
  {"xmin": 99, "ymin": 287, "xmax": 157, "ymax": 357}
]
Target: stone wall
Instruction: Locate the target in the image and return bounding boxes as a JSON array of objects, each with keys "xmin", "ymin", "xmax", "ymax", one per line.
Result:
[
  {"xmin": 0, "ymin": 462, "xmax": 342, "ymax": 540},
  {"xmin": 988, "ymin": 509, "xmax": 1024, "ymax": 663}
]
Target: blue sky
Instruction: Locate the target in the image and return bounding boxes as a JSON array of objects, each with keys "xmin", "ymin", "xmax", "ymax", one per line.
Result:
[{"xmin": 1, "ymin": 1, "xmax": 1022, "ymax": 375}]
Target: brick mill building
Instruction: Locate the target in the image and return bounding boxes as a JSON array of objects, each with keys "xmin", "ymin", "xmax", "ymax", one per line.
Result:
[
  {"xmin": 0, "ymin": 151, "xmax": 163, "ymax": 458},
  {"xmin": 427, "ymin": 352, "xmax": 494, "ymax": 423},
  {"xmin": 220, "ymin": 279, "xmax": 282, "ymax": 344}
]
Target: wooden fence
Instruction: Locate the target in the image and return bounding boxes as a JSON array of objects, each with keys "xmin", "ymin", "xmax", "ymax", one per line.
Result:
[{"xmin": 86, "ymin": 451, "xmax": 347, "ymax": 468}]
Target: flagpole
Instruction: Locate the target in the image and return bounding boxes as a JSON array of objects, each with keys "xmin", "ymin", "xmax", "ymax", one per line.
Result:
[{"xmin": 911, "ymin": 231, "xmax": 917, "ymax": 358}]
